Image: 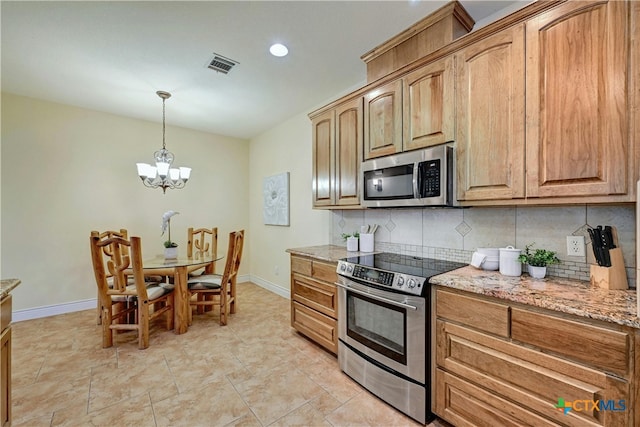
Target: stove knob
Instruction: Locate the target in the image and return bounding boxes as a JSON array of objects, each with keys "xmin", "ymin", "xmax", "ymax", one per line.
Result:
[
  {"xmin": 339, "ymin": 264, "xmax": 346, "ymax": 272},
  {"xmin": 408, "ymin": 279, "xmax": 416, "ymax": 288},
  {"xmin": 397, "ymin": 277, "xmax": 405, "ymax": 287},
  {"xmin": 346, "ymin": 265, "xmax": 353, "ymax": 273}
]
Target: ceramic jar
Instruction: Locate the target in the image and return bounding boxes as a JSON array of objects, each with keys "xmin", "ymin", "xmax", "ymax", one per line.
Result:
[{"xmin": 499, "ymin": 246, "xmax": 522, "ymax": 276}]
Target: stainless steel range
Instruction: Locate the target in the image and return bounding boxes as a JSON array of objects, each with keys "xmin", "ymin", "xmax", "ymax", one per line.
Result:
[{"xmin": 335, "ymin": 253, "xmax": 465, "ymax": 424}]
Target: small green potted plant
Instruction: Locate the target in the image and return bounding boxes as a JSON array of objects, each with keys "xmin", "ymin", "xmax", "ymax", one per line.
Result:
[
  {"xmin": 162, "ymin": 210, "xmax": 180, "ymax": 259},
  {"xmin": 341, "ymin": 231, "xmax": 360, "ymax": 252},
  {"xmin": 517, "ymin": 243, "xmax": 560, "ymax": 279}
]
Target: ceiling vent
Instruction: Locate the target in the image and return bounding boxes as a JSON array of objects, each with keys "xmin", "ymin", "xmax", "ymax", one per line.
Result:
[{"xmin": 207, "ymin": 54, "xmax": 239, "ymax": 74}]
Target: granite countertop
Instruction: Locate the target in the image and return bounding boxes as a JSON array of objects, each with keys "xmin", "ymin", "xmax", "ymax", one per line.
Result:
[
  {"xmin": 431, "ymin": 266, "xmax": 640, "ymax": 329},
  {"xmin": 1, "ymin": 278, "xmax": 21, "ymax": 299},
  {"xmin": 286, "ymin": 244, "xmax": 376, "ymax": 263}
]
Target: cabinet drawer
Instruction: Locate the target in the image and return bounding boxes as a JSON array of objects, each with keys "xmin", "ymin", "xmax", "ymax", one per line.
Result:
[
  {"xmin": 436, "ymin": 289, "xmax": 509, "ymax": 338},
  {"xmin": 1, "ymin": 295, "xmax": 11, "ymax": 332},
  {"xmin": 436, "ymin": 320, "xmax": 629, "ymax": 427},
  {"xmin": 511, "ymin": 308, "xmax": 630, "ymax": 378},
  {"xmin": 311, "ymin": 260, "xmax": 337, "ymax": 283},
  {"xmin": 291, "ymin": 256, "xmax": 312, "ymax": 276},
  {"xmin": 435, "ymin": 368, "xmax": 557, "ymax": 427},
  {"xmin": 291, "ymin": 301, "xmax": 338, "ymax": 354},
  {"xmin": 292, "ymin": 274, "xmax": 337, "ymax": 318}
]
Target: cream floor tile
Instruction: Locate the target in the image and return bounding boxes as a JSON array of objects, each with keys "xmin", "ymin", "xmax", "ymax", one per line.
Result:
[
  {"xmin": 11, "ymin": 374, "xmax": 91, "ymax": 425},
  {"xmin": 152, "ymin": 377, "xmax": 251, "ymax": 426},
  {"xmin": 51, "ymin": 391, "xmax": 156, "ymax": 427},
  {"xmin": 233, "ymin": 366, "xmax": 325, "ymax": 426},
  {"xmin": 325, "ymin": 391, "xmax": 422, "ymax": 427},
  {"xmin": 269, "ymin": 402, "xmax": 332, "ymax": 427}
]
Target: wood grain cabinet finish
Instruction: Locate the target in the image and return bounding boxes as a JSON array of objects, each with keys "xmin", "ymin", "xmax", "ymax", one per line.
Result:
[
  {"xmin": 402, "ymin": 56, "xmax": 455, "ymax": 151},
  {"xmin": 1, "ymin": 295, "xmax": 12, "ymax": 427},
  {"xmin": 311, "ymin": 110, "xmax": 334, "ymax": 207},
  {"xmin": 526, "ymin": 0, "xmax": 630, "ymax": 200},
  {"xmin": 364, "ymin": 79, "xmax": 402, "ymax": 159},
  {"xmin": 290, "ymin": 255, "xmax": 338, "ymax": 353},
  {"xmin": 433, "ymin": 287, "xmax": 636, "ymax": 426},
  {"xmin": 455, "ymin": 24, "xmax": 526, "ymax": 202},
  {"xmin": 311, "ymin": 97, "xmax": 363, "ymax": 208}
]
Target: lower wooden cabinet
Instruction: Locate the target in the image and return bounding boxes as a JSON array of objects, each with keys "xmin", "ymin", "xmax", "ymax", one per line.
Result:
[
  {"xmin": 1, "ymin": 294, "xmax": 12, "ymax": 427},
  {"xmin": 433, "ymin": 287, "xmax": 637, "ymax": 427},
  {"xmin": 290, "ymin": 255, "xmax": 338, "ymax": 353}
]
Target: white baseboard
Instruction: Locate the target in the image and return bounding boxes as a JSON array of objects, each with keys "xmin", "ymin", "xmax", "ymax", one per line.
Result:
[
  {"xmin": 13, "ymin": 274, "xmax": 288, "ymax": 322},
  {"xmin": 13, "ymin": 298, "xmax": 97, "ymax": 322},
  {"xmin": 245, "ymin": 275, "xmax": 290, "ymax": 299}
]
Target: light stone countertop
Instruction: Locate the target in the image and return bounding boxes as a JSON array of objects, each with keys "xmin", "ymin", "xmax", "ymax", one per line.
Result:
[
  {"xmin": 431, "ymin": 266, "xmax": 640, "ymax": 329},
  {"xmin": 1, "ymin": 278, "xmax": 21, "ymax": 299},
  {"xmin": 286, "ymin": 245, "xmax": 640, "ymax": 329}
]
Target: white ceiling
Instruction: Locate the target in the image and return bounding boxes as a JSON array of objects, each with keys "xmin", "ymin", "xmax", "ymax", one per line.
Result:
[{"xmin": 1, "ymin": 0, "xmax": 528, "ymax": 140}]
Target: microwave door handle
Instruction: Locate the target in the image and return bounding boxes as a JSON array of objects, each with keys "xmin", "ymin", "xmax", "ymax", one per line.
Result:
[
  {"xmin": 335, "ymin": 282, "xmax": 418, "ymax": 310},
  {"xmin": 413, "ymin": 162, "xmax": 420, "ymax": 198}
]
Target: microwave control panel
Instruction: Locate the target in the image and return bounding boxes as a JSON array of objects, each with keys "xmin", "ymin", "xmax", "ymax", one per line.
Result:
[{"xmin": 420, "ymin": 159, "xmax": 441, "ymax": 197}]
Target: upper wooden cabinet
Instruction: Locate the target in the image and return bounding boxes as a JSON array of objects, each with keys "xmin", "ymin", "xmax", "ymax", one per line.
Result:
[
  {"xmin": 457, "ymin": 0, "xmax": 635, "ymax": 204},
  {"xmin": 311, "ymin": 109, "xmax": 334, "ymax": 207},
  {"xmin": 311, "ymin": 97, "xmax": 363, "ymax": 208},
  {"xmin": 364, "ymin": 57, "xmax": 455, "ymax": 160},
  {"xmin": 525, "ymin": 0, "xmax": 629, "ymax": 199},
  {"xmin": 311, "ymin": 0, "xmax": 638, "ymax": 207},
  {"xmin": 363, "ymin": 80, "xmax": 402, "ymax": 159},
  {"xmin": 456, "ymin": 24, "xmax": 526, "ymax": 201},
  {"xmin": 403, "ymin": 56, "xmax": 455, "ymax": 152}
]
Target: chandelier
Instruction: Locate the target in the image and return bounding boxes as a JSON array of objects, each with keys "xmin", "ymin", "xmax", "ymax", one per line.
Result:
[{"xmin": 136, "ymin": 91, "xmax": 191, "ymax": 193}]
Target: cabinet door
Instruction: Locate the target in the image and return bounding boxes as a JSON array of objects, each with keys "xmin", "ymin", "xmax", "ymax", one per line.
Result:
[
  {"xmin": 311, "ymin": 110, "xmax": 335, "ymax": 206},
  {"xmin": 403, "ymin": 56, "xmax": 454, "ymax": 151},
  {"xmin": 456, "ymin": 24, "xmax": 526, "ymax": 201},
  {"xmin": 335, "ymin": 97, "xmax": 363, "ymax": 206},
  {"xmin": 526, "ymin": 0, "xmax": 629, "ymax": 198},
  {"xmin": 364, "ymin": 79, "xmax": 402, "ymax": 159}
]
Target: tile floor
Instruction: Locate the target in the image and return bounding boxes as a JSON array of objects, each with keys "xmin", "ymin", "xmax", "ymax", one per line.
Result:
[{"xmin": 11, "ymin": 282, "xmax": 451, "ymax": 427}]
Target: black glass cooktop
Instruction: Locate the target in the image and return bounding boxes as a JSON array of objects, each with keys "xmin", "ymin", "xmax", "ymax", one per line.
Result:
[{"xmin": 342, "ymin": 252, "xmax": 466, "ymax": 280}]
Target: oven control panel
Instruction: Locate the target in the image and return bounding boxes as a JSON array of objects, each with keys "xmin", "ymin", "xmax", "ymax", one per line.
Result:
[{"xmin": 336, "ymin": 260, "xmax": 426, "ymax": 296}]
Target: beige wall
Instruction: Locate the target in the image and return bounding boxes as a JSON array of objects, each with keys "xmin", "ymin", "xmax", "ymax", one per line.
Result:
[
  {"xmin": 248, "ymin": 112, "xmax": 331, "ymax": 296},
  {"xmin": 1, "ymin": 93, "xmax": 250, "ymax": 312}
]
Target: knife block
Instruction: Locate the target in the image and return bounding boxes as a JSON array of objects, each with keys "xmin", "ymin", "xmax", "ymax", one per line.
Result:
[{"xmin": 590, "ymin": 248, "xmax": 628, "ymax": 290}]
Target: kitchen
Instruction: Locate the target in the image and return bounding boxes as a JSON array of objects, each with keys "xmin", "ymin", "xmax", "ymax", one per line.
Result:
[{"xmin": 2, "ymin": 0, "xmax": 639, "ymax": 426}]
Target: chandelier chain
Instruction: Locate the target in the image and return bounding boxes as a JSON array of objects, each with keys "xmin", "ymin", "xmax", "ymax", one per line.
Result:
[{"xmin": 162, "ymin": 97, "xmax": 166, "ymax": 150}]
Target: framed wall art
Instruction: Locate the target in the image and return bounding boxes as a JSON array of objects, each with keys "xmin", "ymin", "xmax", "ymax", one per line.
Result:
[{"xmin": 263, "ymin": 172, "xmax": 290, "ymax": 226}]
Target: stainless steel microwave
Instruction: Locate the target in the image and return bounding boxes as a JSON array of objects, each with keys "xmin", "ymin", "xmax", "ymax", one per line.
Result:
[{"xmin": 361, "ymin": 144, "xmax": 454, "ymax": 208}]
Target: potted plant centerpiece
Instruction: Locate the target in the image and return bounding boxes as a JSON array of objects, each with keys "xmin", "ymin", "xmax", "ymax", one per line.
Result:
[
  {"xmin": 162, "ymin": 210, "xmax": 180, "ymax": 259},
  {"xmin": 517, "ymin": 243, "xmax": 560, "ymax": 279},
  {"xmin": 341, "ymin": 232, "xmax": 360, "ymax": 252}
]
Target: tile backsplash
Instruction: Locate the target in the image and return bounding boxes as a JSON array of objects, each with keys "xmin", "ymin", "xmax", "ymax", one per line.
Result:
[{"xmin": 331, "ymin": 204, "xmax": 636, "ymax": 287}]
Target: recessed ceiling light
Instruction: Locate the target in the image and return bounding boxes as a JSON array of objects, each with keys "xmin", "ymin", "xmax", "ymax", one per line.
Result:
[{"xmin": 269, "ymin": 43, "xmax": 288, "ymax": 57}]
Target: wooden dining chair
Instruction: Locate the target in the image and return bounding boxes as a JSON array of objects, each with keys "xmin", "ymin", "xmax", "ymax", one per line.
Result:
[
  {"xmin": 92, "ymin": 229, "xmax": 130, "ymax": 325},
  {"xmin": 186, "ymin": 227, "xmax": 218, "ymax": 274},
  {"xmin": 187, "ymin": 229, "xmax": 244, "ymax": 326},
  {"xmin": 90, "ymin": 233, "xmax": 174, "ymax": 349}
]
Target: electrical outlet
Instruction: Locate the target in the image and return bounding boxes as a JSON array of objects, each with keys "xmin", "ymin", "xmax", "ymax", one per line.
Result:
[{"xmin": 566, "ymin": 236, "xmax": 586, "ymax": 256}]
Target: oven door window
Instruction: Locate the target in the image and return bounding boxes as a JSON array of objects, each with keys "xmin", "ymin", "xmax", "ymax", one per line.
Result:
[{"xmin": 346, "ymin": 291, "xmax": 406, "ymax": 365}]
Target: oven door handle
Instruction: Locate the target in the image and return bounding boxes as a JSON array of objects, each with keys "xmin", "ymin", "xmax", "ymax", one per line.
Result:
[{"xmin": 335, "ymin": 282, "xmax": 418, "ymax": 311}]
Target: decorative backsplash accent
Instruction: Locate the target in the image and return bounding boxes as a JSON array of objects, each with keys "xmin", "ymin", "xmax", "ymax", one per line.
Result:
[{"xmin": 332, "ymin": 205, "xmax": 636, "ymax": 288}]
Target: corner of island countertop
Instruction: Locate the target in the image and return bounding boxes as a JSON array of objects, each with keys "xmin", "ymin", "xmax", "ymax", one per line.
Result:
[
  {"xmin": 286, "ymin": 244, "xmax": 376, "ymax": 263},
  {"xmin": 431, "ymin": 265, "xmax": 640, "ymax": 329},
  {"xmin": 1, "ymin": 278, "xmax": 21, "ymax": 299}
]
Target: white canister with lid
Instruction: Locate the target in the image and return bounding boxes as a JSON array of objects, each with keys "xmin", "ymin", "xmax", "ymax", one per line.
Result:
[{"xmin": 499, "ymin": 246, "xmax": 522, "ymax": 276}]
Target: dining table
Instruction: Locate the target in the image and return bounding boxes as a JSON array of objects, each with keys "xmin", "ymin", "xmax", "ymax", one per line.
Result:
[{"xmin": 132, "ymin": 252, "xmax": 224, "ymax": 334}]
